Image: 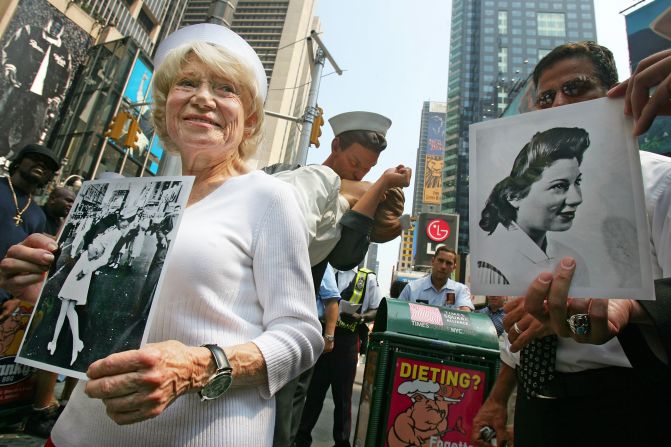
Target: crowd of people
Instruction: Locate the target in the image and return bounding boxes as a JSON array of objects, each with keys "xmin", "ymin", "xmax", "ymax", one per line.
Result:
[{"xmin": 0, "ymin": 20, "xmax": 669, "ymax": 447}]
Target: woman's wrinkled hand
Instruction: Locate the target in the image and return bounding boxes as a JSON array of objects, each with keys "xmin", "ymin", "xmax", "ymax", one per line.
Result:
[
  {"xmin": 85, "ymin": 340, "xmax": 212, "ymax": 425},
  {"xmin": 0, "ymin": 233, "xmax": 57, "ymax": 303}
]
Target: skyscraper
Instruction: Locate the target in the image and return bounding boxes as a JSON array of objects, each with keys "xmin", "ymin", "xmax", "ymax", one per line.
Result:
[
  {"xmin": 232, "ymin": 0, "xmax": 317, "ymax": 167},
  {"xmin": 396, "ymin": 222, "xmax": 414, "ymax": 273},
  {"xmin": 442, "ymin": 0, "xmax": 596, "ymax": 253},
  {"xmin": 397, "ymin": 101, "xmax": 447, "ymax": 273},
  {"xmin": 180, "ymin": 0, "xmax": 318, "ymax": 168},
  {"xmin": 413, "ymin": 101, "xmax": 447, "ymax": 217}
]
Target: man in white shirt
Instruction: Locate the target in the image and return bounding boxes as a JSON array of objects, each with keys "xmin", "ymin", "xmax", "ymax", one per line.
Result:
[
  {"xmin": 471, "ymin": 42, "xmax": 671, "ymax": 447},
  {"xmin": 398, "ymin": 246, "xmax": 473, "ymax": 311}
]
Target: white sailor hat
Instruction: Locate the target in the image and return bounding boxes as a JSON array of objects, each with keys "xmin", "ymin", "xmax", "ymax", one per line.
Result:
[
  {"xmin": 328, "ymin": 111, "xmax": 392, "ymax": 137},
  {"xmin": 154, "ymin": 24, "xmax": 268, "ymax": 101}
]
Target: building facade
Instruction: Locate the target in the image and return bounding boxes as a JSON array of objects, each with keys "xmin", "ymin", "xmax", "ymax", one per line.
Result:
[
  {"xmin": 412, "ymin": 101, "xmax": 447, "ymax": 217},
  {"xmin": 72, "ymin": 0, "xmax": 189, "ymax": 55},
  {"xmin": 397, "ymin": 101, "xmax": 447, "ymax": 273},
  {"xmin": 396, "ymin": 222, "xmax": 415, "ymax": 273},
  {"xmin": 442, "ymin": 0, "xmax": 596, "ymax": 253},
  {"xmin": 232, "ymin": 0, "xmax": 317, "ymax": 168},
  {"xmin": 0, "ymin": 0, "xmax": 189, "ymax": 177}
]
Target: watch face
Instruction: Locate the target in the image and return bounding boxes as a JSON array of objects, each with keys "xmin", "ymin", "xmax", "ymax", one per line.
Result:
[{"xmin": 201, "ymin": 371, "xmax": 232, "ymax": 400}]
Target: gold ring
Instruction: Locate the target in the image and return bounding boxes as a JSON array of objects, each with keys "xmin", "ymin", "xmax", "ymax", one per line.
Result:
[{"xmin": 513, "ymin": 322, "xmax": 522, "ymax": 334}]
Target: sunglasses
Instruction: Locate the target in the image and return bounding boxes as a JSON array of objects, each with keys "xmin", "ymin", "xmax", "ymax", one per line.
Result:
[{"xmin": 535, "ymin": 76, "xmax": 601, "ymax": 109}]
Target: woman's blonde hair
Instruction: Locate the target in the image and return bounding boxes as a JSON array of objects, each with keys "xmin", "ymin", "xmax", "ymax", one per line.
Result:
[{"xmin": 151, "ymin": 41, "xmax": 265, "ymax": 160}]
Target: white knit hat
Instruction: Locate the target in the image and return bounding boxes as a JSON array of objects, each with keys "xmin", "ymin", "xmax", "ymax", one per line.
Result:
[
  {"xmin": 328, "ymin": 111, "xmax": 392, "ymax": 136},
  {"xmin": 153, "ymin": 24, "xmax": 268, "ymax": 100}
]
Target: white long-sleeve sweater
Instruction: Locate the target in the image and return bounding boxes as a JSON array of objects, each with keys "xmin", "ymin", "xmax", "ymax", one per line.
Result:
[{"xmin": 50, "ymin": 170, "xmax": 323, "ymax": 447}]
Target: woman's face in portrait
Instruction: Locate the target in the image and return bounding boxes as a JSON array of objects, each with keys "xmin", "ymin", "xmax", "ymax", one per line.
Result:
[
  {"xmin": 511, "ymin": 157, "xmax": 583, "ymax": 234},
  {"xmin": 165, "ymin": 57, "xmax": 252, "ymax": 159}
]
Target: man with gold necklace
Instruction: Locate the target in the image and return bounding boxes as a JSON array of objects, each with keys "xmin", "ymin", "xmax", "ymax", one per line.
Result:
[{"xmin": 0, "ymin": 144, "xmax": 59, "ymax": 315}]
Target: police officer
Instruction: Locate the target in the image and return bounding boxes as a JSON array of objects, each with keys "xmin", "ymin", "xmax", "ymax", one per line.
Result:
[{"xmin": 294, "ymin": 265, "xmax": 382, "ymax": 447}]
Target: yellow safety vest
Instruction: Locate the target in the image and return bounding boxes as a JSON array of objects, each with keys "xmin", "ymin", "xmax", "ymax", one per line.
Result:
[{"xmin": 336, "ymin": 268, "xmax": 373, "ymax": 332}]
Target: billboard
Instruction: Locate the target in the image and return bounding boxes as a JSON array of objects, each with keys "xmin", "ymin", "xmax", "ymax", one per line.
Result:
[
  {"xmin": 626, "ymin": 1, "xmax": 671, "ymax": 68},
  {"xmin": 120, "ymin": 58, "xmax": 156, "ymax": 165},
  {"xmin": 385, "ymin": 353, "xmax": 487, "ymax": 446},
  {"xmin": 0, "ymin": 0, "xmax": 92, "ymax": 159},
  {"xmin": 414, "ymin": 212, "xmax": 459, "ymax": 267},
  {"xmin": 625, "ymin": 0, "xmax": 671, "ymax": 155},
  {"xmin": 423, "ymin": 111, "xmax": 446, "ymax": 205}
]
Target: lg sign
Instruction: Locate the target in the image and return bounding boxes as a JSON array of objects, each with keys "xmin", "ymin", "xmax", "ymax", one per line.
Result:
[
  {"xmin": 426, "ymin": 219, "xmax": 450, "ymax": 242},
  {"xmin": 415, "ymin": 213, "xmax": 458, "ymax": 267}
]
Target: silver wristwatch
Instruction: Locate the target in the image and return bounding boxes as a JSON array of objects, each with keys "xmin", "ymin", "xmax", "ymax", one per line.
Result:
[{"xmin": 199, "ymin": 344, "xmax": 233, "ymax": 401}]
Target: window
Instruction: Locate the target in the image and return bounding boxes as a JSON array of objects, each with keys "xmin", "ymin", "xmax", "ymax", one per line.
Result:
[
  {"xmin": 137, "ymin": 8, "xmax": 156, "ymax": 34},
  {"xmin": 538, "ymin": 49, "xmax": 551, "ymax": 60},
  {"xmin": 537, "ymin": 12, "xmax": 566, "ymax": 37},
  {"xmin": 498, "ymin": 47, "xmax": 508, "ymax": 73},
  {"xmin": 498, "ymin": 11, "xmax": 508, "ymax": 34}
]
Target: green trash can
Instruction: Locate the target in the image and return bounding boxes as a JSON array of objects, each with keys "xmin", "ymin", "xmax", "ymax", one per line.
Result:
[{"xmin": 354, "ymin": 298, "xmax": 500, "ymax": 447}]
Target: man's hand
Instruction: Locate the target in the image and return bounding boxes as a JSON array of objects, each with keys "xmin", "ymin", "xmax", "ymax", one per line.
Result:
[
  {"xmin": 608, "ymin": 48, "xmax": 671, "ymax": 135},
  {"xmin": 470, "ymin": 363, "xmax": 516, "ymax": 447},
  {"xmin": 503, "ymin": 298, "xmax": 553, "ymax": 352},
  {"xmin": 524, "ymin": 257, "xmax": 639, "ymax": 345},
  {"xmin": 0, "ymin": 234, "xmax": 57, "ymax": 303},
  {"xmin": 323, "ymin": 337, "xmax": 335, "ymax": 353},
  {"xmin": 471, "ymin": 399, "xmax": 511, "ymax": 447}
]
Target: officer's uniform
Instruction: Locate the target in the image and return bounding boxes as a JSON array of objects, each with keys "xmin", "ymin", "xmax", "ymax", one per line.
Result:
[{"xmin": 294, "ymin": 267, "xmax": 382, "ymax": 447}]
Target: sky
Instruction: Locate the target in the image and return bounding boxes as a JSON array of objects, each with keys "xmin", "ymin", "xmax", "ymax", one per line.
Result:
[{"xmin": 305, "ymin": 0, "xmax": 643, "ymax": 294}]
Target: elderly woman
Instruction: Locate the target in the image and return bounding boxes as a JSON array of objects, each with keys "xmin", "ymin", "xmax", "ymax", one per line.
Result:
[
  {"xmin": 476, "ymin": 127, "xmax": 590, "ymax": 286},
  {"xmin": 1, "ymin": 24, "xmax": 322, "ymax": 446}
]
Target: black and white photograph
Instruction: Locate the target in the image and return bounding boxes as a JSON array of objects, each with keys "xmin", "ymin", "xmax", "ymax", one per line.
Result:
[
  {"xmin": 16, "ymin": 176, "xmax": 193, "ymax": 379},
  {"xmin": 469, "ymin": 97, "xmax": 654, "ymax": 299},
  {"xmin": 0, "ymin": 0, "xmax": 92, "ymax": 159}
]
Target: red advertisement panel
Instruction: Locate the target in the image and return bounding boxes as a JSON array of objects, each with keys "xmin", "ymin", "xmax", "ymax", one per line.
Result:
[
  {"xmin": 386, "ymin": 355, "xmax": 486, "ymax": 447},
  {"xmin": 0, "ymin": 302, "xmax": 36, "ymax": 408}
]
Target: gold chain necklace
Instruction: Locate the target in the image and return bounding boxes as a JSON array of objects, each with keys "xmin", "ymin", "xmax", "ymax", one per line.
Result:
[{"xmin": 6, "ymin": 176, "xmax": 32, "ymax": 226}]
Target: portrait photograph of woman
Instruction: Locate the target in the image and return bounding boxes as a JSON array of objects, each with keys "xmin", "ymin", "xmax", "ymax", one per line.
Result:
[{"xmin": 469, "ymin": 98, "xmax": 654, "ymax": 299}]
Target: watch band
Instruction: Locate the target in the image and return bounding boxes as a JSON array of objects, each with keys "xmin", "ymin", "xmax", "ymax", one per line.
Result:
[
  {"xmin": 324, "ymin": 334, "xmax": 335, "ymax": 342},
  {"xmin": 201, "ymin": 344, "xmax": 232, "ymax": 373}
]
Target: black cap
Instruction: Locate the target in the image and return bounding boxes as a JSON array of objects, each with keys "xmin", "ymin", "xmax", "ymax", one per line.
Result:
[{"xmin": 11, "ymin": 144, "xmax": 60, "ymax": 171}]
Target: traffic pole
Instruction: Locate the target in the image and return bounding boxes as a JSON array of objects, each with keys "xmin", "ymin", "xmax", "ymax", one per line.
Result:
[{"xmin": 296, "ymin": 47, "xmax": 325, "ymax": 165}]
